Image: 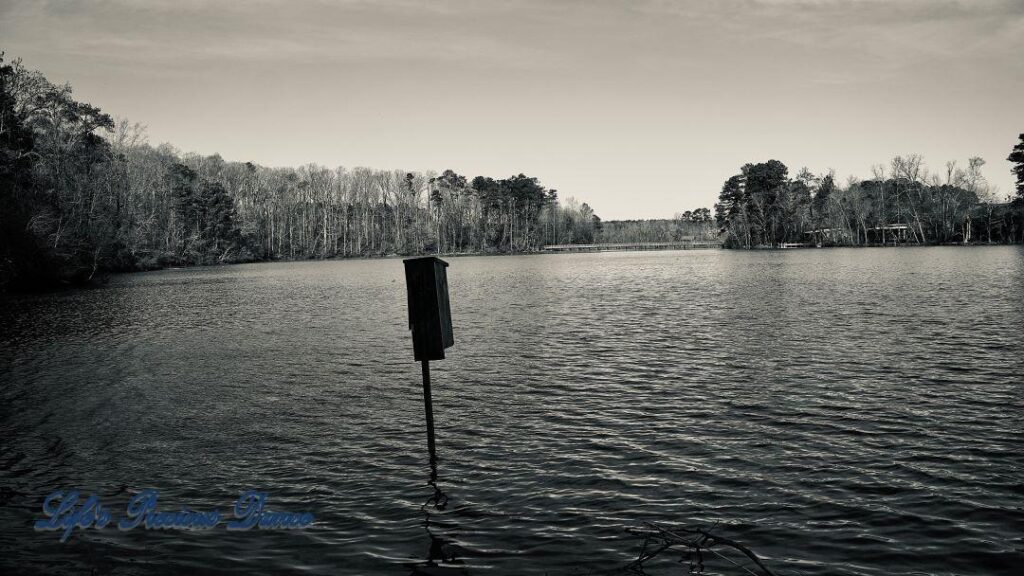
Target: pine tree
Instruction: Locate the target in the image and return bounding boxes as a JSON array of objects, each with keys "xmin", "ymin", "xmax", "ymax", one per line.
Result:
[{"xmin": 1008, "ymin": 133, "xmax": 1024, "ymax": 200}]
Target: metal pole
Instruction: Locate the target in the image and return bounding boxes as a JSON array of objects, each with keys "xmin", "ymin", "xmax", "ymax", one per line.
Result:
[{"xmin": 421, "ymin": 359, "xmax": 437, "ymax": 460}]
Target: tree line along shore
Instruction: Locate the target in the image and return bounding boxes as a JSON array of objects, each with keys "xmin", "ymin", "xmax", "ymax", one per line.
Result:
[
  {"xmin": 2, "ymin": 54, "xmax": 1022, "ymax": 292},
  {"xmin": 1, "ymin": 56, "xmax": 715, "ymax": 292},
  {"xmin": 713, "ymin": 144, "xmax": 1024, "ymax": 249}
]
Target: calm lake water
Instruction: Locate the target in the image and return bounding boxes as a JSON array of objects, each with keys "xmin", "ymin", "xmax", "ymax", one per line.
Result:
[{"xmin": 1, "ymin": 247, "xmax": 1022, "ymax": 575}]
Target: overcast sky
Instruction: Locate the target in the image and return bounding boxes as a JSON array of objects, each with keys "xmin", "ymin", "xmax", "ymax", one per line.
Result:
[{"xmin": 2, "ymin": 0, "xmax": 1022, "ymax": 219}]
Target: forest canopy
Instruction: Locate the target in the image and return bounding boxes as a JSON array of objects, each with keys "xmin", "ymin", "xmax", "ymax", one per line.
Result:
[
  {"xmin": 0, "ymin": 56, "xmax": 606, "ymax": 290},
  {"xmin": 714, "ymin": 153, "xmax": 1024, "ymax": 249},
  {"xmin": 3, "ymin": 54, "xmax": 1023, "ymax": 291}
]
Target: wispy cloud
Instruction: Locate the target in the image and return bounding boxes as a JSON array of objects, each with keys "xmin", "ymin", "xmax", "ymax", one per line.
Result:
[
  {"xmin": 1, "ymin": 0, "xmax": 567, "ymax": 70},
  {"xmin": 1, "ymin": 0, "xmax": 1018, "ymax": 215}
]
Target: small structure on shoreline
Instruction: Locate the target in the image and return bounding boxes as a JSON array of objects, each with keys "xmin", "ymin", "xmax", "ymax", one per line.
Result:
[
  {"xmin": 866, "ymin": 224, "xmax": 910, "ymax": 244},
  {"xmin": 804, "ymin": 224, "xmax": 910, "ymax": 247}
]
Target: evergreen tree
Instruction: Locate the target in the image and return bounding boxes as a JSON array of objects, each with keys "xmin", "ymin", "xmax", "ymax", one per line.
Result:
[
  {"xmin": 1008, "ymin": 133, "xmax": 1024, "ymax": 199},
  {"xmin": 1009, "ymin": 133, "xmax": 1024, "ymax": 242},
  {"xmin": 0, "ymin": 54, "xmax": 39, "ymax": 288}
]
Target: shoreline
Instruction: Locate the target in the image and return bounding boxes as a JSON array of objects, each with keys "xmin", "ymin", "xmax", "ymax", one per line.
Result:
[{"xmin": 4, "ymin": 242, "xmax": 1021, "ymax": 295}]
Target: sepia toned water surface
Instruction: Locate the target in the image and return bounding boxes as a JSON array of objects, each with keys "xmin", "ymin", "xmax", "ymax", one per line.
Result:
[{"xmin": 1, "ymin": 247, "xmax": 1022, "ymax": 575}]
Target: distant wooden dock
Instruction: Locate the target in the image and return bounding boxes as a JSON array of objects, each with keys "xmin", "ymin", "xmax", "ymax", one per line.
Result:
[{"xmin": 541, "ymin": 241, "xmax": 722, "ymax": 253}]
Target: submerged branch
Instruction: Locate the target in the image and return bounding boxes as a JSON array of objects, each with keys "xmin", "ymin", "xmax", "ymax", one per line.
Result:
[{"xmin": 623, "ymin": 522, "xmax": 776, "ymax": 576}]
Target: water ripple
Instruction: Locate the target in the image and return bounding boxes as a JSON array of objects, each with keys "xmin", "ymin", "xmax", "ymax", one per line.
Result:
[{"xmin": 0, "ymin": 247, "xmax": 1022, "ymax": 575}]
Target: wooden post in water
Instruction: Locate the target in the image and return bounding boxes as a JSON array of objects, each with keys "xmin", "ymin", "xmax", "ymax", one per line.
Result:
[
  {"xmin": 421, "ymin": 359, "xmax": 436, "ymax": 457},
  {"xmin": 403, "ymin": 257, "xmax": 453, "ymax": 461}
]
